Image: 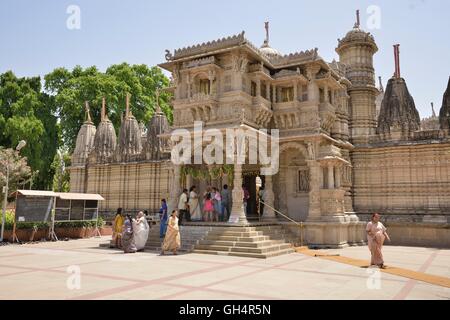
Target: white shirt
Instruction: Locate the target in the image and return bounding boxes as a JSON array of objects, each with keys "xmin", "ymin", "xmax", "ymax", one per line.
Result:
[{"xmin": 178, "ymin": 193, "xmax": 188, "ymax": 210}]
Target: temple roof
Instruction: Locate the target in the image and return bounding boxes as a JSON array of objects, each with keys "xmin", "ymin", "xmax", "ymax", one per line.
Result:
[{"xmin": 161, "ymin": 31, "xmax": 322, "ymax": 70}]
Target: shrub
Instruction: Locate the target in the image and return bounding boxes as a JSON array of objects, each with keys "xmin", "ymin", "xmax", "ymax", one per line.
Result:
[{"xmin": 0, "ymin": 211, "xmax": 16, "ymax": 230}]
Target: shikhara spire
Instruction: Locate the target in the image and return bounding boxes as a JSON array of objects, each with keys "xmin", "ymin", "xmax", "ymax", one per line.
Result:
[{"xmin": 85, "ymin": 101, "xmax": 92, "ymax": 123}]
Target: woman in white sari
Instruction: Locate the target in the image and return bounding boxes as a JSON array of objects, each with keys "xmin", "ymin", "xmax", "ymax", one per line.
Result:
[
  {"xmin": 188, "ymin": 186, "xmax": 202, "ymax": 221},
  {"xmin": 133, "ymin": 211, "xmax": 149, "ymax": 251}
]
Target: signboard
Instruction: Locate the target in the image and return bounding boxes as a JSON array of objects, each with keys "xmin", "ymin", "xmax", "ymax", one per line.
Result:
[{"xmin": 15, "ymin": 195, "xmax": 53, "ymax": 223}]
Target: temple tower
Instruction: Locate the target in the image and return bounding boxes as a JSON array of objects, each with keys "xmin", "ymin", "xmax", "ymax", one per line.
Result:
[
  {"xmin": 336, "ymin": 10, "xmax": 378, "ymax": 144},
  {"xmin": 91, "ymin": 97, "xmax": 117, "ymax": 164},
  {"xmin": 439, "ymin": 76, "xmax": 450, "ymax": 129},
  {"xmin": 377, "ymin": 45, "xmax": 420, "ymax": 138},
  {"xmin": 116, "ymin": 94, "xmax": 143, "ymax": 162},
  {"xmin": 71, "ymin": 102, "xmax": 96, "ymax": 192}
]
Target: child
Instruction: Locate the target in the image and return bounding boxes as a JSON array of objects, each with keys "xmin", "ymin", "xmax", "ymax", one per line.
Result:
[{"xmin": 203, "ymin": 193, "xmax": 214, "ymax": 222}]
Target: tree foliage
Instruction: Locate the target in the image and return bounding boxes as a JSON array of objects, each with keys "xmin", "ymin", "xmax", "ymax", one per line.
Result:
[
  {"xmin": 45, "ymin": 63, "xmax": 172, "ymax": 150},
  {"xmin": 0, "ymin": 147, "xmax": 31, "ymax": 198},
  {"xmin": 0, "ymin": 72, "xmax": 58, "ymax": 190}
]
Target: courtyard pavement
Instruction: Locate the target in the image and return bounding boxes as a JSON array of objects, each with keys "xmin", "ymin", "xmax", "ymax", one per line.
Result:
[{"xmin": 0, "ymin": 237, "xmax": 448, "ymax": 300}]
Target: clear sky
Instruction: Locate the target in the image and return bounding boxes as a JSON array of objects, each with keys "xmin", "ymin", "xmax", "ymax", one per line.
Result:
[{"xmin": 1, "ymin": 0, "xmax": 449, "ymax": 117}]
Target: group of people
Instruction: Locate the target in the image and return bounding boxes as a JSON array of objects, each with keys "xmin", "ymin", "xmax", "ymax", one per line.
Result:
[
  {"xmin": 112, "ymin": 208, "xmax": 150, "ymax": 253},
  {"xmin": 112, "ymin": 197, "xmax": 389, "ymax": 267},
  {"xmin": 112, "ymin": 206, "xmax": 181, "ymax": 255},
  {"xmin": 176, "ymin": 185, "xmax": 233, "ymax": 223}
]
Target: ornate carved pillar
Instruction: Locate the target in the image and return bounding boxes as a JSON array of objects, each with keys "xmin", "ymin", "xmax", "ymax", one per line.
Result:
[
  {"xmin": 324, "ymin": 85, "xmax": 329, "ymax": 103},
  {"xmin": 306, "ymin": 160, "xmax": 321, "ymax": 221},
  {"xmin": 306, "ymin": 65, "xmax": 320, "ymax": 104},
  {"xmin": 186, "ymin": 173, "xmax": 193, "ymax": 190},
  {"xmin": 256, "ymin": 76, "xmax": 261, "ymax": 97},
  {"xmin": 229, "ymin": 164, "xmax": 248, "ymax": 224},
  {"xmin": 262, "ymin": 174, "xmax": 276, "ymax": 221},
  {"xmin": 266, "ymin": 83, "xmax": 271, "ymax": 101},
  {"xmin": 293, "ymin": 80, "xmax": 298, "ymax": 102},
  {"xmin": 168, "ymin": 164, "xmax": 181, "ymax": 213},
  {"xmin": 335, "ymin": 166, "xmax": 341, "ymax": 188},
  {"xmin": 272, "ymin": 85, "xmax": 277, "ymax": 103},
  {"xmin": 327, "ymin": 164, "xmax": 335, "ymax": 189}
]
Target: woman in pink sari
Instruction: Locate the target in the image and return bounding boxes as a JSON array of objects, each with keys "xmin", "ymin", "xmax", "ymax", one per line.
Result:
[{"xmin": 366, "ymin": 213, "xmax": 391, "ymax": 268}]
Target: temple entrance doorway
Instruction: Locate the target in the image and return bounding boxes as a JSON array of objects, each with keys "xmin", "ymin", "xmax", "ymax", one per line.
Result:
[{"xmin": 243, "ymin": 172, "xmax": 265, "ymax": 220}]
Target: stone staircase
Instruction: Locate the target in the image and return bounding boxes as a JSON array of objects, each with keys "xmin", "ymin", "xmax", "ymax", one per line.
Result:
[
  {"xmin": 100, "ymin": 223, "xmax": 299, "ymax": 259},
  {"xmin": 192, "ymin": 225, "xmax": 295, "ymax": 259}
]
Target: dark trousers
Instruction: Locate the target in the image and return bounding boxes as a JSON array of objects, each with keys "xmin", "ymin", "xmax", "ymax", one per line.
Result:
[{"xmin": 179, "ymin": 209, "xmax": 190, "ymax": 225}]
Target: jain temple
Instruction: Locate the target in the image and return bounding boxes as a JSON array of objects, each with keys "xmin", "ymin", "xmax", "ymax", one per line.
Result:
[{"xmin": 70, "ymin": 14, "xmax": 450, "ymax": 253}]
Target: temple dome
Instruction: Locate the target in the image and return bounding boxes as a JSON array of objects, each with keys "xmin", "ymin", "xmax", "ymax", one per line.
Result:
[
  {"xmin": 117, "ymin": 95, "xmax": 143, "ymax": 162},
  {"xmin": 91, "ymin": 99, "xmax": 116, "ymax": 163},
  {"xmin": 72, "ymin": 104, "xmax": 96, "ymax": 166},
  {"xmin": 260, "ymin": 41, "xmax": 282, "ymax": 58},
  {"xmin": 144, "ymin": 104, "xmax": 170, "ymax": 160},
  {"xmin": 336, "ymin": 26, "xmax": 378, "ymax": 54}
]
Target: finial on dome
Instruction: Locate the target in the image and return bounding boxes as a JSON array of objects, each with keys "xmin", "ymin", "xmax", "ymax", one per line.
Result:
[
  {"xmin": 125, "ymin": 93, "xmax": 133, "ymax": 118},
  {"xmin": 378, "ymin": 76, "xmax": 384, "ymax": 92},
  {"xmin": 393, "ymin": 44, "xmax": 401, "ymax": 79},
  {"xmin": 431, "ymin": 102, "xmax": 436, "ymax": 117},
  {"xmin": 84, "ymin": 101, "xmax": 92, "ymax": 123},
  {"xmin": 155, "ymin": 89, "xmax": 163, "ymax": 114},
  {"xmin": 264, "ymin": 21, "xmax": 270, "ymax": 45},
  {"xmin": 354, "ymin": 9, "xmax": 361, "ymax": 28},
  {"xmin": 101, "ymin": 97, "xmax": 106, "ymax": 122}
]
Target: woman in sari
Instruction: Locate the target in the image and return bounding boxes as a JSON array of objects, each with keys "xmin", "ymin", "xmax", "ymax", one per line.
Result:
[
  {"xmin": 161, "ymin": 210, "xmax": 181, "ymax": 255},
  {"xmin": 366, "ymin": 213, "xmax": 391, "ymax": 268},
  {"xmin": 159, "ymin": 199, "xmax": 168, "ymax": 239},
  {"xmin": 121, "ymin": 214, "xmax": 137, "ymax": 253},
  {"xmin": 188, "ymin": 186, "xmax": 202, "ymax": 221},
  {"xmin": 133, "ymin": 211, "xmax": 149, "ymax": 251},
  {"xmin": 111, "ymin": 208, "xmax": 124, "ymax": 248}
]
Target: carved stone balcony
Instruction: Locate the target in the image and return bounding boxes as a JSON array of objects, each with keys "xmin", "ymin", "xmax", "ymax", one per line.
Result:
[{"xmin": 319, "ymin": 102, "xmax": 336, "ymax": 133}]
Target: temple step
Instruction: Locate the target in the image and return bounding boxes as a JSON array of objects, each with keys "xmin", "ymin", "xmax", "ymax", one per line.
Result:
[{"xmin": 192, "ymin": 247, "xmax": 295, "ymax": 259}]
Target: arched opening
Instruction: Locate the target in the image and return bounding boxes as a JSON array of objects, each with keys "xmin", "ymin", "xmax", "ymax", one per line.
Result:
[{"xmin": 275, "ymin": 143, "xmax": 310, "ymax": 221}]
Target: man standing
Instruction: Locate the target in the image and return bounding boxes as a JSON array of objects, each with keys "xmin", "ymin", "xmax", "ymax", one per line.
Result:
[
  {"xmin": 220, "ymin": 184, "xmax": 231, "ymax": 222},
  {"xmin": 178, "ymin": 189, "xmax": 189, "ymax": 225}
]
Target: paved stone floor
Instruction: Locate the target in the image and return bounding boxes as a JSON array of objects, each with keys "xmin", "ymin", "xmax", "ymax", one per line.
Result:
[{"xmin": 0, "ymin": 237, "xmax": 448, "ymax": 300}]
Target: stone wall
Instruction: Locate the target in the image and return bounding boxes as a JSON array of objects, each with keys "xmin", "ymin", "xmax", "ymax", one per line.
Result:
[
  {"xmin": 352, "ymin": 139, "xmax": 450, "ymax": 247},
  {"xmin": 71, "ymin": 161, "xmax": 173, "ymax": 219}
]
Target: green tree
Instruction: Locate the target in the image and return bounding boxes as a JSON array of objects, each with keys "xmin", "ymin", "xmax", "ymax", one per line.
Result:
[
  {"xmin": 45, "ymin": 63, "xmax": 172, "ymax": 151},
  {"xmin": 51, "ymin": 150, "xmax": 71, "ymax": 192},
  {"xmin": 0, "ymin": 147, "xmax": 31, "ymax": 199},
  {"xmin": 0, "ymin": 71, "xmax": 59, "ymax": 190}
]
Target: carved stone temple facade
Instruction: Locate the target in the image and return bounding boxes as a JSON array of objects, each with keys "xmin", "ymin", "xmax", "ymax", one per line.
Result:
[{"xmin": 70, "ymin": 18, "xmax": 450, "ymax": 248}]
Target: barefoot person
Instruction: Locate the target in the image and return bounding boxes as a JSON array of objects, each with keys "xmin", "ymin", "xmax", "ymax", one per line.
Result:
[
  {"xmin": 111, "ymin": 208, "xmax": 124, "ymax": 248},
  {"xmin": 366, "ymin": 213, "xmax": 391, "ymax": 268},
  {"xmin": 133, "ymin": 211, "xmax": 149, "ymax": 251},
  {"xmin": 161, "ymin": 210, "xmax": 181, "ymax": 255},
  {"xmin": 159, "ymin": 199, "xmax": 168, "ymax": 239},
  {"xmin": 189, "ymin": 186, "xmax": 202, "ymax": 221},
  {"xmin": 122, "ymin": 214, "xmax": 137, "ymax": 253}
]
